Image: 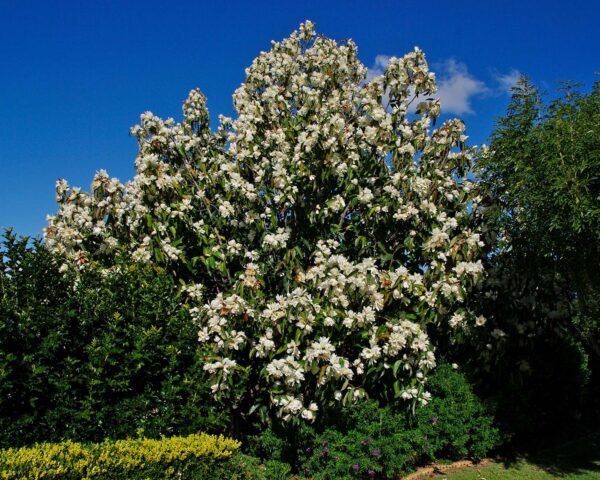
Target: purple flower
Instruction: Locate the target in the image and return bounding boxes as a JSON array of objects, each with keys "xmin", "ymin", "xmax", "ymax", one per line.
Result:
[
  {"xmin": 368, "ymin": 469, "xmax": 375, "ymax": 476},
  {"xmin": 352, "ymin": 464, "xmax": 360, "ymax": 471},
  {"xmin": 372, "ymin": 449, "xmax": 380, "ymax": 456},
  {"xmin": 306, "ymin": 447, "xmax": 311, "ymax": 453},
  {"xmin": 431, "ymin": 417, "xmax": 439, "ymax": 423}
]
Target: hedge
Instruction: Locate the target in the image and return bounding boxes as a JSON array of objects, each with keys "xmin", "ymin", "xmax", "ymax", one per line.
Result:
[
  {"xmin": 0, "ymin": 433, "xmax": 265, "ymax": 479},
  {"xmin": 0, "ymin": 233, "xmax": 226, "ymax": 447}
]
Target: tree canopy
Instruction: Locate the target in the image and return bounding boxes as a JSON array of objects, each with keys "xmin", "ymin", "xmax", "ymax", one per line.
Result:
[{"xmin": 478, "ymin": 77, "xmax": 600, "ymax": 354}]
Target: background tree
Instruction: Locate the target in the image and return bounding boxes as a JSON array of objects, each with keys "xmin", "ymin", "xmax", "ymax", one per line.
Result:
[{"xmin": 474, "ymin": 77, "xmax": 600, "ymax": 441}]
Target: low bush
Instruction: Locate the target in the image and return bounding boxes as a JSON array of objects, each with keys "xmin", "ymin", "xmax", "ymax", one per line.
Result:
[
  {"xmin": 0, "ymin": 432, "xmax": 266, "ymax": 479},
  {"xmin": 247, "ymin": 364, "xmax": 500, "ymax": 479}
]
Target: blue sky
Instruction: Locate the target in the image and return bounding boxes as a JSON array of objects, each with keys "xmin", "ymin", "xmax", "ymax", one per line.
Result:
[{"xmin": 1, "ymin": 0, "xmax": 598, "ymax": 237}]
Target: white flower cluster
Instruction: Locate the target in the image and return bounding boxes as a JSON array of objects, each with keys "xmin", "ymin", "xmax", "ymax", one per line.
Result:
[
  {"xmin": 262, "ymin": 228, "xmax": 290, "ymax": 251},
  {"xmin": 45, "ymin": 21, "xmax": 487, "ymax": 422}
]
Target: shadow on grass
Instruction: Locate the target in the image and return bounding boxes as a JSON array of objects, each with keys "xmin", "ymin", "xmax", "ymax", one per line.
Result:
[{"xmin": 499, "ymin": 433, "xmax": 600, "ymax": 478}]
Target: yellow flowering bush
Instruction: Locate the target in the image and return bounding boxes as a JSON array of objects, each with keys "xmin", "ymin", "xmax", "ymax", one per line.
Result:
[{"xmin": 0, "ymin": 433, "xmax": 258, "ymax": 479}]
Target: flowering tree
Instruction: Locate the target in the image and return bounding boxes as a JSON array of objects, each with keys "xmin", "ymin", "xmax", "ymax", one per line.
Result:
[{"xmin": 45, "ymin": 22, "xmax": 486, "ymax": 425}]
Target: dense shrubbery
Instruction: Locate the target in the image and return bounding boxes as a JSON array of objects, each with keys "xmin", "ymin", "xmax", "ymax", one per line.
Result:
[
  {"xmin": 247, "ymin": 364, "xmax": 499, "ymax": 479},
  {"xmin": 0, "ymin": 232, "xmax": 225, "ymax": 448},
  {"xmin": 0, "ymin": 433, "xmax": 268, "ymax": 479}
]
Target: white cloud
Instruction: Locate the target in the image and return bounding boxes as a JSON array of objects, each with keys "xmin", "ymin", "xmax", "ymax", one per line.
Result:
[
  {"xmin": 366, "ymin": 55, "xmax": 519, "ymax": 116},
  {"xmin": 367, "ymin": 56, "xmax": 487, "ymax": 115},
  {"xmin": 493, "ymin": 69, "xmax": 522, "ymax": 94},
  {"xmin": 366, "ymin": 54, "xmax": 391, "ymax": 82},
  {"xmin": 434, "ymin": 59, "xmax": 488, "ymax": 115}
]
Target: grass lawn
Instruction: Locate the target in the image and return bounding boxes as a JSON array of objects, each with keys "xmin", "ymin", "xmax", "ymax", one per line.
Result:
[{"xmin": 442, "ymin": 434, "xmax": 600, "ymax": 479}]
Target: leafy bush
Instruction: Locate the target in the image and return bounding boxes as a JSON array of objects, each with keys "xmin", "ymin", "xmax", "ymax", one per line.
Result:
[
  {"xmin": 248, "ymin": 364, "xmax": 499, "ymax": 478},
  {"xmin": 415, "ymin": 364, "xmax": 500, "ymax": 459},
  {"xmin": 0, "ymin": 433, "xmax": 267, "ymax": 479},
  {"xmin": 0, "ymin": 232, "xmax": 225, "ymax": 448}
]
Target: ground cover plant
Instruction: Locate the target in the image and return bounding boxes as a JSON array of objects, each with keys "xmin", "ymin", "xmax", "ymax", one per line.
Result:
[{"xmin": 247, "ymin": 364, "xmax": 499, "ymax": 479}]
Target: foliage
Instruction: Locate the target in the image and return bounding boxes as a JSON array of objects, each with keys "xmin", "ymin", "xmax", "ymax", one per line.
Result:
[
  {"xmin": 4, "ymin": 19, "xmax": 598, "ymax": 478},
  {"xmin": 463, "ymin": 320, "xmax": 590, "ymax": 444},
  {"xmin": 0, "ymin": 231, "xmax": 225, "ymax": 448},
  {"xmin": 480, "ymin": 77, "xmax": 599, "ymax": 259},
  {"xmin": 0, "ymin": 432, "xmax": 270, "ymax": 480},
  {"xmin": 476, "ymin": 77, "xmax": 600, "ymax": 353},
  {"xmin": 247, "ymin": 365, "xmax": 499, "ymax": 479},
  {"xmin": 472, "ymin": 78, "xmax": 600, "ymax": 440},
  {"xmin": 44, "ymin": 21, "xmax": 488, "ymax": 428}
]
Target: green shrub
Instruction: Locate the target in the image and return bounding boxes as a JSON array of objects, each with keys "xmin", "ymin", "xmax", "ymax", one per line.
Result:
[
  {"xmin": 414, "ymin": 364, "xmax": 500, "ymax": 459},
  {"xmin": 248, "ymin": 364, "xmax": 499, "ymax": 479},
  {"xmin": 0, "ymin": 232, "xmax": 225, "ymax": 448},
  {"xmin": 0, "ymin": 432, "xmax": 269, "ymax": 479}
]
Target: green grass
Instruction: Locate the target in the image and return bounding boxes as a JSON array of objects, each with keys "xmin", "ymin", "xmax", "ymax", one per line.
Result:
[{"xmin": 443, "ymin": 434, "xmax": 600, "ymax": 479}]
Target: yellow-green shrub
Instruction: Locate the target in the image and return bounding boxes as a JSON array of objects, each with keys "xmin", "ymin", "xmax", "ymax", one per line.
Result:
[{"xmin": 0, "ymin": 433, "xmax": 261, "ymax": 479}]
